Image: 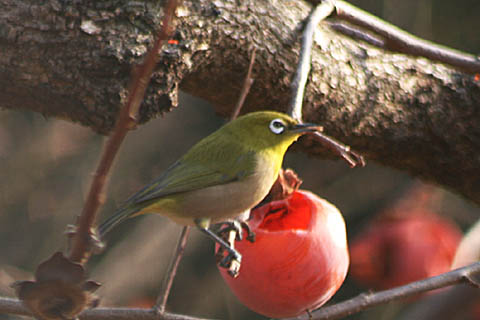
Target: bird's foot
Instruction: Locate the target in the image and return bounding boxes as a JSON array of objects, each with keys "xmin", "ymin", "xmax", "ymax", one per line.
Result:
[
  {"xmin": 217, "ymin": 220, "xmax": 256, "ymax": 243},
  {"xmin": 195, "ymin": 219, "xmax": 243, "ymax": 277},
  {"xmin": 218, "ymin": 249, "xmax": 242, "ymax": 278},
  {"xmin": 215, "ymin": 227, "xmax": 242, "ymax": 278},
  {"xmin": 214, "ymin": 220, "xmax": 256, "ymax": 277}
]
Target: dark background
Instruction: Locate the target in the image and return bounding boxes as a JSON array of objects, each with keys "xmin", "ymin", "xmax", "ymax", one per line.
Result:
[{"xmin": 1, "ymin": 1, "xmax": 479, "ymax": 319}]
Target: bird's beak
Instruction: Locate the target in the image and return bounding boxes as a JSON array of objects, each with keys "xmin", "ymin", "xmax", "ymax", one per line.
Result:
[{"xmin": 290, "ymin": 123, "xmax": 323, "ymax": 133}]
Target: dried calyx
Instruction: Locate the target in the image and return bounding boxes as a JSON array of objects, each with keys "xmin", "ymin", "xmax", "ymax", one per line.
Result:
[{"xmin": 12, "ymin": 252, "xmax": 100, "ymax": 320}]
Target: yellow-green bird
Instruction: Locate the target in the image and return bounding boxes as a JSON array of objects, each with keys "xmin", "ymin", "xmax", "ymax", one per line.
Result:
[{"xmin": 98, "ymin": 111, "xmax": 322, "ymax": 268}]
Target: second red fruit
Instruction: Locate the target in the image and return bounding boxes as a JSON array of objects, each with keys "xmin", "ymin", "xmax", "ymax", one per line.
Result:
[{"xmin": 350, "ymin": 209, "xmax": 461, "ymax": 290}]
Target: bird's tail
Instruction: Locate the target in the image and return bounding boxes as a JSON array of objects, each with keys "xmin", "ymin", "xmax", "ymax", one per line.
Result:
[{"xmin": 98, "ymin": 206, "xmax": 140, "ymax": 237}]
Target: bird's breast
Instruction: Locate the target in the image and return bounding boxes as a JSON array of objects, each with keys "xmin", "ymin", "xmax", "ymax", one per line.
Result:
[{"xmin": 160, "ymin": 157, "xmax": 278, "ymax": 225}]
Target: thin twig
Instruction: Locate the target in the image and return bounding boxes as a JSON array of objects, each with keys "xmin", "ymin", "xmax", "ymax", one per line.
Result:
[
  {"xmin": 0, "ymin": 296, "xmax": 212, "ymax": 320},
  {"xmin": 329, "ymin": 0, "xmax": 480, "ymax": 74},
  {"xmin": 152, "ymin": 48, "xmax": 257, "ymax": 314},
  {"xmin": 328, "ymin": 22, "xmax": 385, "ymax": 48},
  {"xmin": 288, "ymin": 0, "xmax": 335, "ymax": 121},
  {"xmin": 230, "ymin": 48, "xmax": 257, "ymax": 121},
  {"xmin": 154, "ymin": 226, "xmax": 191, "ymax": 314},
  {"xmin": 286, "ymin": 261, "xmax": 480, "ymax": 320},
  {"xmin": 68, "ymin": 0, "xmax": 180, "ymax": 263},
  {"xmin": 310, "ymin": 131, "xmax": 365, "ymax": 168},
  {"xmin": 398, "ymin": 285, "xmax": 480, "ymax": 320},
  {"xmin": 217, "ymin": 49, "xmax": 259, "ymax": 275},
  {"xmin": 286, "ymin": 1, "xmax": 364, "ymax": 168},
  {"xmin": 3, "ymin": 261, "xmax": 480, "ymax": 319}
]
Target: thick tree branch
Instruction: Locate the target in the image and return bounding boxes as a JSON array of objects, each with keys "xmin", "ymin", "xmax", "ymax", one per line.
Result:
[{"xmin": 1, "ymin": 0, "xmax": 480, "ymax": 205}]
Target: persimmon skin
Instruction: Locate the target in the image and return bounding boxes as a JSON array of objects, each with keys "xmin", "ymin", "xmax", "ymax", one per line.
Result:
[{"xmin": 217, "ymin": 190, "xmax": 349, "ymax": 318}]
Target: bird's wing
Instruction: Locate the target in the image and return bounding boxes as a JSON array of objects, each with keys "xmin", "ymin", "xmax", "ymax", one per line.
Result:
[{"xmin": 127, "ymin": 151, "xmax": 256, "ymax": 205}]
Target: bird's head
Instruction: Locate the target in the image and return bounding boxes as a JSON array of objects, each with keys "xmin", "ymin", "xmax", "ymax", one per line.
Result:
[{"xmin": 225, "ymin": 111, "xmax": 323, "ymax": 152}]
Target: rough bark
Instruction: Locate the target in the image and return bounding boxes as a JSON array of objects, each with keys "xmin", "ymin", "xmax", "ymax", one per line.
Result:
[{"xmin": 1, "ymin": 0, "xmax": 480, "ymax": 205}]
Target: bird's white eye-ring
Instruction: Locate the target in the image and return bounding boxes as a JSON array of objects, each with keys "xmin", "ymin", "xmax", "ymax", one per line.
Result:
[{"xmin": 269, "ymin": 119, "xmax": 286, "ymax": 134}]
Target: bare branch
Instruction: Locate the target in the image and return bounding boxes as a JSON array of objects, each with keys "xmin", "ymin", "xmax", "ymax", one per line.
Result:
[
  {"xmin": 79, "ymin": 308, "xmax": 215, "ymax": 320},
  {"xmin": 288, "ymin": 0, "xmax": 335, "ymax": 121},
  {"xmin": 329, "ymin": 0, "xmax": 480, "ymax": 74},
  {"xmin": 286, "ymin": 261, "xmax": 480, "ymax": 320},
  {"xmin": 310, "ymin": 131, "xmax": 365, "ymax": 168},
  {"xmin": 154, "ymin": 226, "xmax": 191, "ymax": 314},
  {"xmin": 398, "ymin": 285, "xmax": 480, "ymax": 320},
  {"xmin": 328, "ymin": 22, "xmax": 385, "ymax": 48},
  {"xmin": 68, "ymin": 0, "xmax": 180, "ymax": 263},
  {"xmin": 3, "ymin": 262, "xmax": 480, "ymax": 319},
  {"xmin": 0, "ymin": 296, "xmax": 213, "ymax": 320},
  {"xmin": 287, "ymin": 0, "xmax": 364, "ymax": 168},
  {"xmin": 230, "ymin": 48, "xmax": 257, "ymax": 121},
  {"xmin": 0, "ymin": 297, "xmax": 31, "ymax": 317}
]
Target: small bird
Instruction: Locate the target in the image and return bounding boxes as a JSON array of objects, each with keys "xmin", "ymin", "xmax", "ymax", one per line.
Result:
[{"xmin": 98, "ymin": 111, "xmax": 322, "ymax": 270}]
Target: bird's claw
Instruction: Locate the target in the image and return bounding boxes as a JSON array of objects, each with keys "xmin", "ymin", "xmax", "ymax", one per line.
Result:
[
  {"xmin": 217, "ymin": 220, "xmax": 256, "ymax": 243},
  {"xmin": 243, "ymin": 222, "xmax": 256, "ymax": 243},
  {"xmin": 225, "ymin": 258, "xmax": 241, "ymax": 278},
  {"xmin": 219, "ymin": 248, "xmax": 242, "ymax": 274},
  {"xmin": 213, "ymin": 222, "xmax": 250, "ymax": 278},
  {"xmin": 218, "ymin": 220, "xmax": 244, "ymax": 240},
  {"xmin": 216, "ymin": 242, "xmax": 242, "ymax": 278},
  {"xmin": 196, "ymin": 219, "xmax": 245, "ymax": 278}
]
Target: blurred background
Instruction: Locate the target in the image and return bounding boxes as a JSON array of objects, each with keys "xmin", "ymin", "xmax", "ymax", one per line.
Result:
[{"xmin": 1, "ymin": 0, "xmax": 480, "ymax": 319}]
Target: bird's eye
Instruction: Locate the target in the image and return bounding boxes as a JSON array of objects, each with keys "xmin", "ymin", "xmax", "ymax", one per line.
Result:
[{"xmin": 269, "ymin": 119, "xmax": 286, "ymax": 134}]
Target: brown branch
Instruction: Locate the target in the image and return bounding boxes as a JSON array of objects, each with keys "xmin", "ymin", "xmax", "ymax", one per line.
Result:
[
  {"xmin": 79, "ymin": 308, "xmax": 214, "ymax": 320},
  {"xmin": 3, "ymin": 261, "xmax": 480, "ymax": 319},
  {"xmin": 398, "ymin": 285, "xmax": 480, "ymax": 320},
  {"xmin": 310, "ymin": 131, "xmax": 365, "ymax": 168},
  {"xmin": 67, "ymin": 0, "xmax": 180, "ymax": 263},
  {"xmin": 230, "ymin": 48, "xmax": 257, "ymax": 121},
  {"xmin": 154, "ymin": 226, "xmax": 191, "ymax": 314},
  {"xmin": 0, "ymin": 297, "xmax": 213, "ymax": 320},
  {"xmin": 328, "ymin": 22, "xmax": 385, "ymax": 48},
  {"xmin": 329, "ymin": 0, "xmax": 480, "ymax": 74},
  {"xmin": 0, "ymin": 297, "xmax": 31, "ymax": 317},
  {"xmin": 287, "ymin": 261, "xmax": 480, "ymax": 320}
]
